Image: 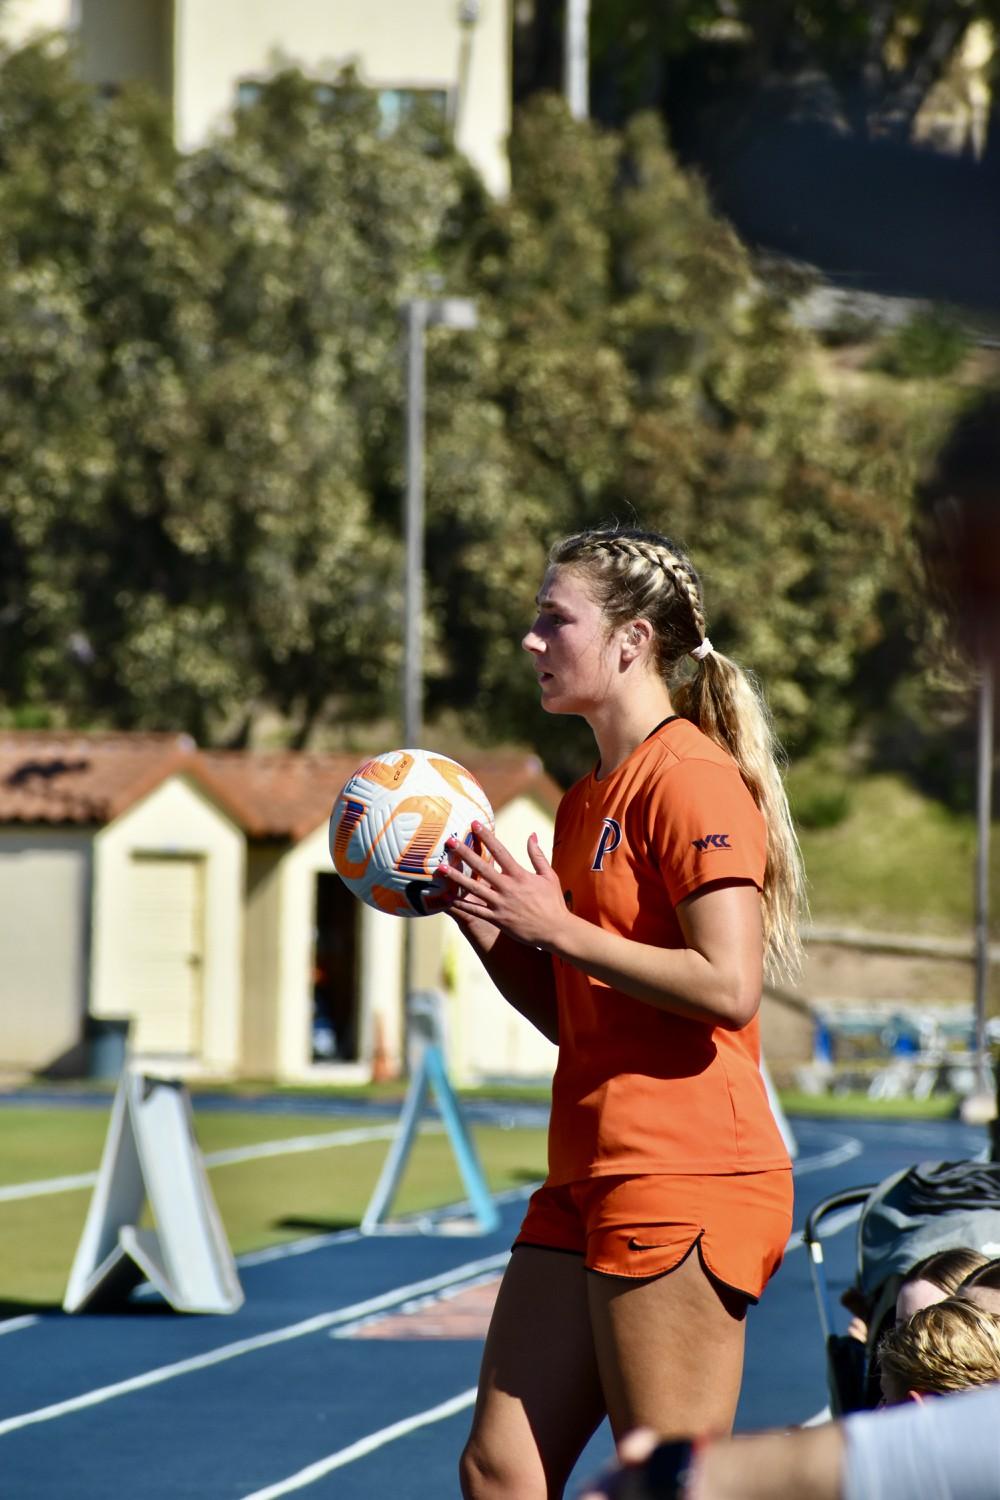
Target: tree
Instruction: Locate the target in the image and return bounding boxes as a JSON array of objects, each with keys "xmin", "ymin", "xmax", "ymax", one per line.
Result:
[
  {"xmin": 516, "ymin": 5, "xmax": 1000, "ymax": 314},
  {"xmin": 0, "ymin": 47, "xmax": 966, "ymax": 780},
  {"xmin": 0, "ymin": 47, "xmax": 473, "ymax": 743},
  {"xmin": 517, "ymin": 1, "xmax": 1000, "ymax": 146},
  {"xmin": 419, "ymin": 97, "xmax": 951, "ymax": 784}
]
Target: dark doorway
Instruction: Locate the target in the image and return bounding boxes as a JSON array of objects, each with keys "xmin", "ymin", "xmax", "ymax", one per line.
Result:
[{"xmin": 311, "ymin": 873, "xmax": 360, "ymax": 1063}]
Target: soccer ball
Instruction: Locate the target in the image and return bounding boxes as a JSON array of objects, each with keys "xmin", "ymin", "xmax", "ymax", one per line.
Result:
[{"xmin": 329, "ymin": 748, "xmax": 495, "ymax": 918}]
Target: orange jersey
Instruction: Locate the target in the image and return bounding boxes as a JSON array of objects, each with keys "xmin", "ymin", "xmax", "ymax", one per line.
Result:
[{"xmin": 547, "ymin": 717, "xmax": 790, "ymax": 1183}]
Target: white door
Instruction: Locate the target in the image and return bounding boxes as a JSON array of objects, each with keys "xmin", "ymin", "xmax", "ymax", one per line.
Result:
[{"xmin": 122, "ymin": 854, "xmax": 205, "ymax": 1056}]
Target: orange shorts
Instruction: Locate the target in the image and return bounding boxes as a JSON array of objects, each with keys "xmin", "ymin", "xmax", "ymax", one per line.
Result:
[{"xmin": 513, "ymin": 1171, "xmax": 793, "ymax": 1300}]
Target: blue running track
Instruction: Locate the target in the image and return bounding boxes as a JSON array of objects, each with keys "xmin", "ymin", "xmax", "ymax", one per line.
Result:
[{"xmin": 0, "ymin": 1109, "xmax": 989, "ymax": 1498}]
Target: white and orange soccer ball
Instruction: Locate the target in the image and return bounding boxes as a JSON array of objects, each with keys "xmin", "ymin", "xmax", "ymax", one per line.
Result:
[{"xmin": 328, "ymin": 748, "xmax": 495, "ymax": 917}]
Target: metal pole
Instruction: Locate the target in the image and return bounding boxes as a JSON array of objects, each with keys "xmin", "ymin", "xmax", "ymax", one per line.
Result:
[
  {"xmin": 974, "ymin": 653, "xmax": 994, "ymax": 1096},
  {"xmin": 564, "ymin": 0, "xmax": 590, "ymax": 120},
  {"xmin": 403, "ymin": 299, "xmax": 426, "ymax": 749}
]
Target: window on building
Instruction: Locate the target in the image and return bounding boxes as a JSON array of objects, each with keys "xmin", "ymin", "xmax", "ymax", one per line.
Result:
[
  {"xmin": 375, "ymin": 87, "xmax": 449, "ymax": 135},
  {"xmin": 236, "ymin": 79, "xmax": 450, "ymax": 136}
]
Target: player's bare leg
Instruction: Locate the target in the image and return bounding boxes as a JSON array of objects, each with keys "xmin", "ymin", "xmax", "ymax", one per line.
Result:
[
  {"xmin": 460, "ymin": 1247, "xmax": 606, "ymax": 1500},
  {"xmin": 587, "ymin": 1246, "xmax": 747, "ymax": 1441}
]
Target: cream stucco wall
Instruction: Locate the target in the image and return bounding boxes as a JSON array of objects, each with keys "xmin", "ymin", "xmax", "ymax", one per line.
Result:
[
  {"xmin": 2, "ymin": 1, "xmax": 510, "ymax": 192},
  {"xmin": 242, "ymin": 842, "xmax": 285, "ymax": 1076},
  {"xmin": 358, "ymin": 899, "xmax": 405, "ymax": 1075},
  {"xmin": 91, "ymin": 775, "xmax": 244, "ymax": 1074},
  {"xmin": 258, "ymin": 792, "xmax": 553, "ymax": 1086},
  {"xmin": 0, "ymin": 827, "xmax": 91, "ymax": 1071},
  {"xmin": 264, "ymin": 823, "xmax": 326, "ymax": 1080},
  {"xmin": 262, "ymin": 822, "xmax": 401, "ymax": 1083},
  {"xmin": 76, "ymin": 0, "xmax": 174, "ymax": 98},
  {"xmin": 0, "ymin": 0, "xmax": 73, "ymax": 47},
  {"xmin": 172, "ymin": 0, "xmax": 510, "ymax": 192}
]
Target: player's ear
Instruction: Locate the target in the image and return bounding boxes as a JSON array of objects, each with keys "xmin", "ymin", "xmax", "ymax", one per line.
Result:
[{"xmin": 621, "ymin": 618, "xmax": 652, "ymax": 661}]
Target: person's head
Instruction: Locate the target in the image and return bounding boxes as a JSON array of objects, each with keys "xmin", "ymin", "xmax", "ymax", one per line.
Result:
[
  {"xmin": 957, "ymin": 1258, "xmax": 1000, "ymax": 1318},
  {"xmin": 878, "ymin": 1297, "xmax": 1000, "ymax": 1406},
  {"xmin": 527, "ymin": 524, "xmax": 805, "ymax": 976},
  {"xmin": 895, "ymin": 1247, "xmax": 990, "ymax": 1323}
]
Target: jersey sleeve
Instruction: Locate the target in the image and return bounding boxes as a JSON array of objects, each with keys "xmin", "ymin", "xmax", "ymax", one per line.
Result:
[{"xmin": 646, "ymin": 757, "xmax": 767, "ymax": 907}]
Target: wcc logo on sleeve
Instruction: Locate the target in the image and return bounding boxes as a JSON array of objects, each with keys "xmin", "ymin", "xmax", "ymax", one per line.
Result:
[
  {"xmin": 592, "ymin": 817, "xmax": 622, "ymax": 871},
  {"xmin": 691, "ymin": 833, "xmax": 731, "ymax": 851}
]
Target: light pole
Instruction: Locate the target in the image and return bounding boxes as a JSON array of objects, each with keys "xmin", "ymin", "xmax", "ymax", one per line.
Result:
[
  {"xmin": 401, "ymin": 295, "xmax": 478, "ymax": 748},
  {"xmin": 971, "ymin": 652, "xmax": 994, "ymax": 1108},
  {"xmin": 564, "ymin": 0, "xmax": 590, "ymax": 120},
  {"xmin": 399, "ymin": 295, "xmax": 477, "ymax": 1074}
]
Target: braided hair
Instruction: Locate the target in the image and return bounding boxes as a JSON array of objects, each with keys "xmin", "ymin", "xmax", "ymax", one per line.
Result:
[{"xmin": 549, "ymin": 525, "xmax": 805, "ymax": 979}]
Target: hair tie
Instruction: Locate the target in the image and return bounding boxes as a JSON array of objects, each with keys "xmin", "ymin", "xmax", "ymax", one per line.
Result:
[{"xmin": 690, "ymin": 637, "xmax": 714, "ymax": 661}]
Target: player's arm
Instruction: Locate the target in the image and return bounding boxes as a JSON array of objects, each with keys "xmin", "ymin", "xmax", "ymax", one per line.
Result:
[
  {"xmin": 557, "ymin": 877, "xmax": 762, "ymax": 1030},
  {"xmin": 444, "ymin": 828, "xmax": 760, "ymax": 1031},
  {"xmin": 579, "ymin": 1424, "xmax": 845, "ymax": 1500}
]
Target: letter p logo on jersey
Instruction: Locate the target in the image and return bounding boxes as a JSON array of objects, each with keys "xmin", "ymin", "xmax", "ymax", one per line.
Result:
[{"xmin": 592, "ymin": 818, "xmax": 623, "ymax": 871}]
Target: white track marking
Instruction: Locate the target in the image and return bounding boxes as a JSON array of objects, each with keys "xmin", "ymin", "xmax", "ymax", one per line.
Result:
[
  {"xmin": 0, "ymin": 1252, "xmax": 509, "ymax": 1439},
  {"xmin": 331, "ymin": 1267, "xmax": 503, "ymax": 1339},
  {"xmin": 0, "ymin": 1172, "xmax": 99, "ymax": 1203},
  {"xmin": 236, "ymin": 1389, "xmax": 478, "ymax": 1499},
  {"xmin": 791, "ymin": 1137, "xmax": 864, "ymax": 1176},
  {"xmin": 204, "ymin": 1123, "xmax": 423, "ymax": 1165},
  {"xmin": 0, "ymin": 1316, "xmax": 38, "ymax": 1337},
  {"xmin": 1, "ymin": 1121, "xmax": 856, "ymax": 1204},
  {"xmin": 229, "ymin": 1181, "xmax": 541, "ymax": 1270},
  {"xmin": 0, "ymin": 1122, "xmax": 425, "ymax": 1203},
  {"xmin": 235, "ymin": 1230, "xmax": 365, "ymax": 1267}
]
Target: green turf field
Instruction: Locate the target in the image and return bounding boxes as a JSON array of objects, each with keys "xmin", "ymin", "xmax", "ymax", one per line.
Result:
[{"xmin": 0, "ymin": 1104, "xmax": 549, "ymax": 1310}]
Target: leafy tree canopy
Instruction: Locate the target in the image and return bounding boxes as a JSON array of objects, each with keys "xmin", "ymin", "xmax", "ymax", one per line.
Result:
[
  {"xmin": 0, "ymin": 41, "xmax": 968, "ymax": 789},
  {"xmin": 519, "ymin": 1, "xmax": 1000, "ymax": 144}
]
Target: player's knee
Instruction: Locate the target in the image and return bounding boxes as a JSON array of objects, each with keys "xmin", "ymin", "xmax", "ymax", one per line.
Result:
[{"xmin": 459, "ymin": 1437, "xmax": 550, "ymax": 1500}]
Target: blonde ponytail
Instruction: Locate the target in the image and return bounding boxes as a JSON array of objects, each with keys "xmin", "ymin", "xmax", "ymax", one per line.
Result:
[{"xmin": 676, "ymin": 652, "xmax": 805, "ymax": 980}]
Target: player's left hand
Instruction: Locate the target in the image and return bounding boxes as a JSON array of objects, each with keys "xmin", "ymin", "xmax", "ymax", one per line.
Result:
[{"xmin": 440, "ymin": 824, "xmax": 568, "ymax": 949}]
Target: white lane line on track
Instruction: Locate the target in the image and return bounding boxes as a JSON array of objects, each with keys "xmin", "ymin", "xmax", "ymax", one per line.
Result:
[
  {"xmin": 0, "ymin": 1252, "xmax": 509, "ymax": 1440},
  {"xmin": 0, "ymin": 1316, "xmax": 38, "ymax": 1337},
  {"xmin": 791, "ymin": 1137, "xmax": 864, "ymax": 1177},
  {"xmin": 0, "ymin": 1171, "xmax": 99, "ymax": 1203},
  {"xmin": 236, "ymin": 1388, "xmax": 478, "ymax": 1499},
  {"xmin": 0, "ymin": 1123, "xmax": 423, "ymax": 1203},
  {"xmin": 2, "ymin": 1121, "xmax": 859, "ymax": 1206}
]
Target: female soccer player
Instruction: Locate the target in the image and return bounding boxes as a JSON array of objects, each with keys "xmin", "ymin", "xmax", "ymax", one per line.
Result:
[{"xmin": 440, "ymin": 525, "xmax": 805, "ymax": 1500}]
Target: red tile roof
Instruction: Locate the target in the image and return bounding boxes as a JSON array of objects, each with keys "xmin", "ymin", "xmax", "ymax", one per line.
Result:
[
  {"xmin": 0, "ymin": 731, "xmax": 202, "ymax": 825},
  {"xmin": 0, "ymin": 733, "xmax": 563, "ymax": 841},
  {"xmin": 198, "ymin": 748, "xmax": 563, "ymax": 842}
]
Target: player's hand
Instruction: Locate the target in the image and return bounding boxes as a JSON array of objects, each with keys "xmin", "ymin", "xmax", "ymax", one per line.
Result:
[
  {"xmin": 431, "ymin": 841, "xmax": 496, "ymax": 944},
  {"xmin": 440, "ymin": 823, "xmax": 569, "ymax": 949}
]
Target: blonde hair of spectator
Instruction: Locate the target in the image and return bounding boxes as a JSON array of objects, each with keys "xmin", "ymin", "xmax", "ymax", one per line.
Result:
[{"xmin": 879, "ymin": 1297, "xmax": 1000, "ymax": 1398}]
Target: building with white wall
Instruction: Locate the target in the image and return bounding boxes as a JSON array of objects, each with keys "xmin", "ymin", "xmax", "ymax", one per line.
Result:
[
  {"xmin": 0, "ymin": 732, "xmax": 246, "ymax": 1078},
  {"xmin": 1, "ymin": 0, "xmax": 511, "ymax": 193},
  {"xmin": 0, "ymin": 733, "xmax": 559, "ymax": 1085}
]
